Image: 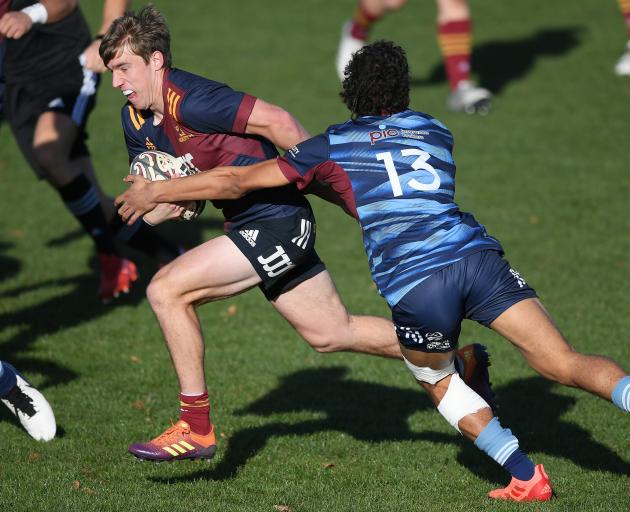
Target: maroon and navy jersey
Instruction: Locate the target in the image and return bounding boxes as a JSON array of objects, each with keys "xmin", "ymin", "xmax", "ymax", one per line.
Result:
[
  {"xmin": 277, "ymin": 110, "xmax": 502, "ymax": 306},
  {"xmin": 122, "ymin": 68, "xmax": 310, "ymax": 229}
]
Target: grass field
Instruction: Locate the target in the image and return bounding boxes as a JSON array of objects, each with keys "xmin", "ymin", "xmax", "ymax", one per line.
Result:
[{"xmin": 1, "ymin": 1, "xmax": 629, "ymax": 510}]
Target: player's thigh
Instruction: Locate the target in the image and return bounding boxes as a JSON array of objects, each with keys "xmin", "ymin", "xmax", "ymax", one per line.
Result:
[
  {"xmin": 490, "ymin": 297, "xmax": 575, "ymax": 378},
  {"xmin": 271, "ymin": 270, "xmax": 352, "ymax": 338},
  {"xmin": 392, "ymin": 268, "xmax": 465, "ymax": 355},
  {"xmin": 150, "ymin": 235, "xmax": 261, "ymax": 304}
]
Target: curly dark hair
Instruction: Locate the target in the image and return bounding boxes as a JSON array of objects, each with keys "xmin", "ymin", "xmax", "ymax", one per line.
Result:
[{"xmin": 340, "ymin": 40, "xmax": 410, "ymax": 117}]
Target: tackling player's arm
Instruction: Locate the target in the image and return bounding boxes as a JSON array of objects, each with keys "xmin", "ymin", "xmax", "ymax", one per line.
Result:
[
  {"xmin": 0, "ymin": 0, "xmax": 77, "ymax": 39},
  {"xmin": 116, "ymin": 159, "xmax": 289, "ymax": 224},
  {"xmin": 245, "ymin": 99, "xmax": 310, "ymax": 150}
]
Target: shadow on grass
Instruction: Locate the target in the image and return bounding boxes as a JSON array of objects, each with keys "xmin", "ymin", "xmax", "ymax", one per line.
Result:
[
  {"xmin": 0, "ymin": 213, "xmax": 224, "ymax": 389},
  {"xmin": 0, "ymin": 251, "xmax": 147, "ymax": 389},
  {"xmin": 149, "ymin": 367, "xmax": 630, "ymax": 484},
  {"xmin": 411, "ymin": 27, "xmax": 584, "ymax": 96}
]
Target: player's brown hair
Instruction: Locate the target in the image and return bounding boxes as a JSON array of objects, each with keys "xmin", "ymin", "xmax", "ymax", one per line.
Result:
[
  {"xmin": 100, "ymin": 5, "xmax": 172, "ymax": 69},
  {"xmin": 340, "ymin": 41, "xmax": 410, "ymax": 118}
]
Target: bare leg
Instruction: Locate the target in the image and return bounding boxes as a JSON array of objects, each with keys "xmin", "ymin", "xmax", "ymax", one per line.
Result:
[
  {"xmin": 490, "ymin": 298, "xmax": 627, "ymax": 401},
  {"xmin": 146, "ymin": 236, "xmax": 261, "ymax": 394},
  {"xmin": 436, "ymin": 0, "xmax": 469, "ymax": 23},
  {"xmin": 272, "ymin": 270, "xmax": 401, "ymax": 359}
]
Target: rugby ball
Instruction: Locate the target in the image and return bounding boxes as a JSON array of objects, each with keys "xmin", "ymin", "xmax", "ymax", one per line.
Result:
[{"xmin": 129, "ymin": 150, "xmax": 205, "ymax": 221}]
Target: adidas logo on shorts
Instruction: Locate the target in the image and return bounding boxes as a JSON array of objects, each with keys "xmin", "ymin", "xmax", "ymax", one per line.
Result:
[{"xmin": 239, "ymin": 229, "xmax": 259, "ymax": 247}]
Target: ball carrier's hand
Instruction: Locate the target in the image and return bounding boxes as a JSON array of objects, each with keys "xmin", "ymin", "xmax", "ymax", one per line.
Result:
[
  {"xmin": 116, "ymin": 174, "xmax": 156, "ymax": 223},
  {"xmin": 116, "ymin": 175, "xmax": 184, "ymax": 226}
]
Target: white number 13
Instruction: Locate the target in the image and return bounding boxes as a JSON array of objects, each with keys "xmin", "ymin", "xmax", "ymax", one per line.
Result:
[{"xmin": 376, "ymin": 149, "xmax": 441, "ymax": 197}]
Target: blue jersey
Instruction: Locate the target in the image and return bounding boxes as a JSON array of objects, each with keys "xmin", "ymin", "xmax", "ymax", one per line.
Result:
[
  {"xmin": 122, "ymin": 68, "xmax": 310, "ymax": 230},
  {"xmin": 278, "ymin": 110, "xmax": 503, "ymax": 306}
]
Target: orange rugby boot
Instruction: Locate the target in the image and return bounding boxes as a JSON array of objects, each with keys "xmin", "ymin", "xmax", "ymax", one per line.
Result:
[
  {"xmin": 488, "ymin": 464, "xmax": 553, "ymax": 502},
  {"xmin": 128, "ymin": 420, "xmax": 217, "ymax": 462}
]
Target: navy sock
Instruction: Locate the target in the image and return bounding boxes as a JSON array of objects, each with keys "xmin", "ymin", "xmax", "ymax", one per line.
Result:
[
  {"xmin": 58, "ymin": 174, "xmax": 116, "ymax": 254},
  {"xmin": 0, "ymin": 361, "xmax": 17, "ymax": 397}
]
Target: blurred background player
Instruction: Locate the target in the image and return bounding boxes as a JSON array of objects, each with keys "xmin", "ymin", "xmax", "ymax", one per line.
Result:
[
  {"xmin": 124, "ymin": 41, "xmax": 630, "ymax": 501},
  {"xmin": 615, "ymin": 0, "xmax": 630, "ymax": 75},
  {"xmin": 336, "ymin": 0, "xmax": 491, "ymax": 114},
  {"xmin": 0, "ymin": 360, "xmax": 56, "ymax": 441},
  {"xmin": 106, "ymin": 7, "xmax": 491, "ymax": 463},
  {"xmin": 0, "ymin": 0, "xmax": 180, "ymax": 303}
]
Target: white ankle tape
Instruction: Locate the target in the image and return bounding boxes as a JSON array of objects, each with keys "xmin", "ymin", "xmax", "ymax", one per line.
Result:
[
  {"xmin": 403, "ymin": 357, "xmax": 456, "ymax": 384},
  {"xmin": 437, "ymin": 373, "xmax": 490, "ymax": 433}
]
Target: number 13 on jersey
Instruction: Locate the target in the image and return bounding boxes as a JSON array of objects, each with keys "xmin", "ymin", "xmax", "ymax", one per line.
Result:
[{"xmin": 376, "ymin": 149, "xmax": 441, "ymax": 197}]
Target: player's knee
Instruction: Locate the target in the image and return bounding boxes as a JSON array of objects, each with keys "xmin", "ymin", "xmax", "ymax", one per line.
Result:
[
  {"xmin": 302, "ymin": 329, "xmax": 350, "ymax": 353},
  {"xmin": 383, "ymin": 0, "xmax": 407, "ymax": 10},
  {"xmin": 529, "ymin": 347, "xmax": 578, "ymax": 386},
  {"xmin": 146, "ymin": 270, "xmax": 178, "ymax": 310},
  {"xmin": 33, "ymin": 143, "xmax": 67, "ymax": 175}
]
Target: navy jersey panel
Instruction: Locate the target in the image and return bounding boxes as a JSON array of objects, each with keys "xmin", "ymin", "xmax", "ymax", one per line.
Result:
[
  {"xmin": 121, "ymin": 68, "xmax": 309, "ymax": 228},
  {"xmin": 281, "ymin": 110, "xmax": 503, "ymax": 306}
]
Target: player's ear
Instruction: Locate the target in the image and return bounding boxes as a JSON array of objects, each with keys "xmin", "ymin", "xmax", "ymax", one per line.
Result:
[{"xmin": 150, "ymin": 51, "xmax": 165, "ymax": 71}]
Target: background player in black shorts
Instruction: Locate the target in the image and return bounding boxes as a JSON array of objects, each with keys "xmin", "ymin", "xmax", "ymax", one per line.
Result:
[{"xmin": 0, "ymin": 0, "xmax": 181, "ymax": 303}]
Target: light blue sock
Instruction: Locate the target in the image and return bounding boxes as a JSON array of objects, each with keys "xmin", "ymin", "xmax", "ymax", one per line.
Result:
[
  {"xmin": 475, "ymin": 417, "xmax": 535, "ymax": 480},
  {"xmin": 612, "ymin": 376, "xmax": 630, "ymax": 412},
  {"xmin": 0, "ymin": 361, "xmax": 17, "ymax": 397}
]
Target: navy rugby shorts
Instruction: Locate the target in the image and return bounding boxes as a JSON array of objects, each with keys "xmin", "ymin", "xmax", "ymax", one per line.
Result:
[
  {"xmin": 227, "ymin": 208, "xmax": 326, "ymax": 301},
  {"xmin": 391, "ymin": 249, "xmax": 537, "ymax": 353}
]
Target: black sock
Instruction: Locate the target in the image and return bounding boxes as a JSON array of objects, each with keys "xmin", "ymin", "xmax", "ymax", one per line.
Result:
[
  {"xmin": 110, "ymin": 216, "xmax": 181, "ymax": 264},
  {"xmin": 57, "ymin": 174, "xmax": 116, "ymax": 254}
]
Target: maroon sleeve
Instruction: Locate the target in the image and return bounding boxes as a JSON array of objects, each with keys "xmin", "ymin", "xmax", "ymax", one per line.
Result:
[{"xmin": 232, "ymin": 94, "xmax": 257, "ymax": 133}]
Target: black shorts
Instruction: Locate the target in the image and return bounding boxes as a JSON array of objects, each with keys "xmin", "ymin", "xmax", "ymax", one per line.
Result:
[
  {"xmin": 392, "ymin": 250, "xmax": 537, "ymax": 353},
  {"xmin": 227, "ymin": 209, "xmax": 326, "ymax": 301},
  {"xmin": 4, "ymin": 63, "xmax": 99, "ymax": 178}
]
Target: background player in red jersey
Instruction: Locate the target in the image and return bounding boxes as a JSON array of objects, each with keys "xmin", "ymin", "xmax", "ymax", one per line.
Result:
[
  {"xmin": 0, "ymin": 0, "xmax": 181, "ymax": 303},
  {"xmin": 336, "ymin": 0, "xmax": 491, "ymax": 113}
]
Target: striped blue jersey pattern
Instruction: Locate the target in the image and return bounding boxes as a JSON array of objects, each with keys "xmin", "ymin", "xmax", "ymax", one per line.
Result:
[{"xmin": 280, "ymin": 110, "xmax": 503, "ymax": 306}]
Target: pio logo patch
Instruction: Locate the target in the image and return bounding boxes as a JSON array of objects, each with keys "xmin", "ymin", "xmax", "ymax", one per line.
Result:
[{"xmin": 369, "ymin": 124, "xmax": 399, "ymax": 145}]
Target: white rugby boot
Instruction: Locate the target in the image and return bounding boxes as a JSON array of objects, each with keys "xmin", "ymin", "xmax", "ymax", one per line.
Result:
[
  {"xmin": 447, "ymin": 79, "xmax": 492, "ymax": 114},
  {"xmin": 1, "ymin": 365, "xmax": 56, "ymax": 441}
]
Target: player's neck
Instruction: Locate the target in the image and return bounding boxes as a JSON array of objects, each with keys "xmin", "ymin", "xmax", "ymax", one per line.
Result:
[{"xmin": 150, "ymin": 69, "xmax": 166, "ymax": 124}]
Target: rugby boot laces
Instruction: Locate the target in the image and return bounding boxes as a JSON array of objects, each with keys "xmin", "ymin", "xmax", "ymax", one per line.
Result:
[
  {"xmin": 128, "ymin": 420, "xmax": 217, "ymax": 462},
  {"xmin": 488, "ymin": 464, "xmax": 553, "ymax": 502},
  {"xmin": 98, "ymin": 253, "xmax": 138, "ymax": 303},
  {"xmin": 1, "ymin": 368, "xmax": 56, "ymax": 441},
  {"xmin": 456, "ymin": 343, "xmax": 497, "ymax": 412}
]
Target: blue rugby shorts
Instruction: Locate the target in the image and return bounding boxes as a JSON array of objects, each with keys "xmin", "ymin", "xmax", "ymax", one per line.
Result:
[{"xmin": 391, "ymin": 249, "xmax": 537, "ymax": 353}]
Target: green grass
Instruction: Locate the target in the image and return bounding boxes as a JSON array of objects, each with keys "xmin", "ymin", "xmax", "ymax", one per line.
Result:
[{"xmin": 1, "ymin": 0, "xmax": 629, "ymax": 510}]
